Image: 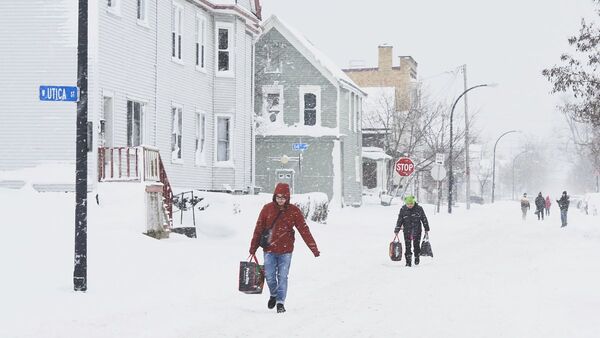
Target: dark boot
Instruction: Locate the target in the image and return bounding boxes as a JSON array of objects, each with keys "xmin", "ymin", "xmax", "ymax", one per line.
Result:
[
  {"xmin": 405, "ymin": 255, "xmax": 412, "ymax": 267},
  {"xmin": 276, "ymin": 303, "xmax": 286, "ymax": 313},
  {"xmin": 415, "ymin": 255, "xmax": 420, "ymax": 265},
  {"xmin": 268, "ymin": 296, "xmax": 276, "ymax": 309}
]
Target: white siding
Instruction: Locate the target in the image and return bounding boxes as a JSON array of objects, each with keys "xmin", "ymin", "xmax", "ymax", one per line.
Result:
[{"xmin": 0, "ymin": 0, "xmax": 77, "ymax": 170}]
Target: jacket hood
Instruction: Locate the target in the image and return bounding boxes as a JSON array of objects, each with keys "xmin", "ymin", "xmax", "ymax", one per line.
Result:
[{"xmin": 272, "ymin": 183, "xmax": 291, "ymax": 205}]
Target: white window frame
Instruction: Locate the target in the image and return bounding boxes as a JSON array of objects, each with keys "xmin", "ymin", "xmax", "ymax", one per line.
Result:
[
  {"xmin": 137, "ymin": 0, "xmax": 149, "ymax": 27},
  {"xmin": 171, "ymin": 103, "xmax": 184, "ymax": 163},
  {"xmin": 355, "ymin": 156, "xmax": 361, "ymax": 182},
  {"xmin": 299, "ymin": 85, "xmax": 321, "ymax": 127},
  {"xmin": 107, "ymin": 0, "xmax": 121, "ymax": 16},
  {"xmin": 262, "ymin": 85, "xmax": 284, "ymax": 126},
  {"xmin": 195, "ymin": 13, "xmax": 207, "ymax": 72},
  {"xmin": 171, "ymin": 1, "xmax": 184, "ymax": 64},
  {"xmin": 101, "ymin": 90, "xmax": 115, "ymax": 148},
  {"xmin": 265, "ymin": 43, "xmax": 282, "ymax": 73},
  {"xmin": 195, "ymin": 110, "xmax": 207, "ymax": 166},
  {"xmin": 126, "ymin": 97, "xmax": 147, "ymax": 147},
  {"xmin": 214, "ymin": 113, "xmax": 234, "ymax": 167},
  {"xmin": 348, "ymin": 92, "xmax": 354, "ymax": 131},
  {"xmin": 215, "ymin": 22, "xmax": 234, "ymax": 77}
]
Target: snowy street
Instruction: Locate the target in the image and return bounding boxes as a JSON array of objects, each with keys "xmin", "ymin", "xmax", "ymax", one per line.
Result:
[{"xmin": 2, "ymin": 189, "xmax": 599, "ymax": 338}]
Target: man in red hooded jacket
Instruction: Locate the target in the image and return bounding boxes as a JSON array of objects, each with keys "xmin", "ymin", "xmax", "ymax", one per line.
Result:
[{"xmin": 249, "ymin": 183, "xmax": 320, "ymax": 313}]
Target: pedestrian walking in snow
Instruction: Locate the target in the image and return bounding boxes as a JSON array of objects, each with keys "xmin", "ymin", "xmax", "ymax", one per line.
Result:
[
  {"xmin": 556, "ymin": 191, "xmax": 570, "ymax": 228},
  {"xmin": 535, "ymin": 192, "xmax": 545, "ymax": 220},
  {"xmin": 394, "ymin": 195, "xmax": 430, "ymax": 267},
  {"xmin": 545, "ymin": 195, "xmax": 551, "ymax": 216},
  {"xmin": 520, "ymin": 193, "xmax": 530, "ymax": 220},
  {"xmin": 249, "ymin": 183, "xmax": 320, "ymax": 313}
]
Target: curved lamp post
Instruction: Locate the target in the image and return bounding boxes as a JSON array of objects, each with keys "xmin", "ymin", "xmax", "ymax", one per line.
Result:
[
  {"xmin": 491, "ymin": 130, "xmax": 520, "ymax": 203},
  {"xmin": 447, "ymin": 83, "xmax": 495, "ymax": 214},
  {"xmin": 511, "ymin": 150, "xmax": 530, "ymax": 200}
]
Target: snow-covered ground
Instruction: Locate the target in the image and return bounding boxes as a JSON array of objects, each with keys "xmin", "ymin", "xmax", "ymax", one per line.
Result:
[{"xmin": 1, "ymin": 187, "xmax": 599, "ymax": 338}]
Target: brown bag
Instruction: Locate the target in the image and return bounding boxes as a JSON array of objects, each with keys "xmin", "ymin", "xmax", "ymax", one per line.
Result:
[
  {"xmin": 389, "ymin": 234, "xmax": 403, "ymax": 261},
  {"xmin": 238, "ymin": 254, "xmax": 265, "ymax": 294}
]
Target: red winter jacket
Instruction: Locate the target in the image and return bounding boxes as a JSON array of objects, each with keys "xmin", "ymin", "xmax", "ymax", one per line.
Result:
[{"xmin": 249, "ymin": 183, "xmax": 319, "ymax": 256}]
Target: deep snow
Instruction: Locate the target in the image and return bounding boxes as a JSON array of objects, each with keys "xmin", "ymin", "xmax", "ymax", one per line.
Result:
[{"xmin": 1, "ymin": 187, "xmax": 599, "ymax": 338}]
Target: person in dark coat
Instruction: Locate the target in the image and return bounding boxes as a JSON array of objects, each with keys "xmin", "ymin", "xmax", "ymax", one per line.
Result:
[
  {"xmin": 249, "ymin": 183, "xmax": 320, "ymax": 313},
  {"xmin": 394, "ymin": 195, "xmax": 430, "ymax": 267},
  {"xmin": 556, "ymin": 191, "xmax": 570, "ymax": 228},
  {"xmin": 535, "ymin": 192, "xmax": 545, "ymax": 220},
  {"xmin": 520, "ymin": 193, "xmax": 530, "ymax": 220}
]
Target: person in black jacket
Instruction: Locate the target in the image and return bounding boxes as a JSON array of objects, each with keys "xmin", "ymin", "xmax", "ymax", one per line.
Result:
[
  {"xmin": 394, "ymin": 195, "xmax": 430, "ymax": 267},
  {"xmin": 557, "ymin": 191, "xmax": 570, "ymax": 227},
  {"xmin": 535, "ymin": 192, "xmax": 545, "ymax": 220}
]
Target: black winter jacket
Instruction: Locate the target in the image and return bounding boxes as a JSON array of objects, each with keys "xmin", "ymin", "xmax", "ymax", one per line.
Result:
[
  {"xmin": 557, "ymin": 195, "xmax": 570, "ymax": 211},
  {"xmin": 535, "ymin": 196, "xmax": 545, "ymax": 209},
  {"xmin": 395, "ymin": 203, "xmax": 430, "ymax": 234}
]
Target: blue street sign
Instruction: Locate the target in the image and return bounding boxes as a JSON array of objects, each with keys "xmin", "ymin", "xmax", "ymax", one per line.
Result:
[
  {"xmin": 292, "ymin": 143, "xmax": 309, "ymax": 151},
  {"xmin": 39, "ymin": 85, "xmax": 79, "ymax": 102}
]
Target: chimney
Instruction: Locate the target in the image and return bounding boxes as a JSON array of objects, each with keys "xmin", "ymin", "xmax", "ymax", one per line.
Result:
[
  {"xmin": 399, "ymin": 56, "xmax": 418, "ymax": 79},
  {"xmin": 378, "ymin": 44, "xmax": 393, "ymax": 71}
]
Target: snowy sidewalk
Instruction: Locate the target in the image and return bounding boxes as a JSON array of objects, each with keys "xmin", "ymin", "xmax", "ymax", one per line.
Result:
[{"xmin": 1, "ymin": 189, "xmax": 599, "ymax": 338}]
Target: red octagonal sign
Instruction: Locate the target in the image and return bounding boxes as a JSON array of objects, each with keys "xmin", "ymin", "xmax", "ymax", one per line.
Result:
[{"xmin": 395, "ymin": 157, "xmax": 415, "ymax": 176}]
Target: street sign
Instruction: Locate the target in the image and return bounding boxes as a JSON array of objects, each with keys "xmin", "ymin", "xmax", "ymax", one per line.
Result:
[
  {"xmin": 430, "ymin": 164, "xmax": 447, "ymax": 181},
  {"xmin": 39, "ymin": 85, "xmax": 79, "ymax": 102},
  {"xmin": 395, "ymin": 157, "xmax": 415, "ymax": 176},
  {"xmin": 292, "ymin": 143, "xmax": 309, "ymax": 151},
  {"xmin": 435, "ymin": 153, "xmax": 445, "ymax": 165}
]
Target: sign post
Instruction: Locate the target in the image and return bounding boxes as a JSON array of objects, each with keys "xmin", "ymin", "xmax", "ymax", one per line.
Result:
[{"xmin": 74, "ymin": 0, "xmax": 88, "ymax": 292}]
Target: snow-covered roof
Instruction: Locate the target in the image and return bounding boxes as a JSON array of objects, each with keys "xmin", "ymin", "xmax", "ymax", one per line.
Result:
[
  {"xmin": 261, "ymin": 15, "xmax": 366, "ymax": 96},
  {"xmin": 362, "ymin": 87, "xmax": 396, "ymax": 130},
  {"xmin": 362, "ymin": 147, "xmax": 392, "ymax": 161}
]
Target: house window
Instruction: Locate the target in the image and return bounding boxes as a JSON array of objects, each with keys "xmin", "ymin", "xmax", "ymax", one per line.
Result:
[
  {"xmin": 262, "ymin": 85, "xmax": 283, "ymax": 125},
  {"xmin": 171, "ymin": 105, "xmax": 183, "ymax": 162},
  {"xmin": 355, "ymin": 156, "xmax": 361, "ymax": 182},
  {"xmin": 195, "ymin": 14, "xmax": 206, "ymax": 70},
  {"xmin": 299, "ymin": 86, "xmax": 320, "ymax": 126},
  {"xmin": 349, "ymin": 92, "xmax": 354, "ymax": 131},
  {"xmin": 171, "ymin": 2, "xmax": 183, "ymax": 62},
  {"xmin": 216, "ymin": 116, "xmax": 231, "ymax": 162},
  {"xmin": 216, "ymin": 22, "xmax": 233, "ymax": 76},
  {"xmin": 265, "ymin": 43, "xmax": 282, "ymax": 73},
  {"xmin": 127, "ymin": 100, "xmax": 145, "ymax": 147},
  {"xmin": 267, "ymin": 94, "xmax": 281, "ymax": 122},
  {"xmin": 195, "ymin": 111, "xmax": 206, "ymax": 165},
  {"xmin": 137, "ymin": 0, "xmax": 147, "ymax": 24}
]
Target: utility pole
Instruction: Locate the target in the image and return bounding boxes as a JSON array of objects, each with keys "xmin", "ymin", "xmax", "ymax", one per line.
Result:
[
  {"xmin": 74, "ymin": 0, "xmax": 88, "ymax": 292},
  {"xmin": 463, "ymin": 64, "xmax": 471, "ymax": 210}
]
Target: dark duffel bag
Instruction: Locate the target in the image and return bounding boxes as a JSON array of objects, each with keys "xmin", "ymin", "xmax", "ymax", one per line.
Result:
[
  {"xmin": 420, "ymin": 232, "xmax": 433, "ymax": 257},
  {"xmin": 389, "ymin": 234, "xmax": 403, "ymax": 261},
  {"xmin": 239, "ymin": 254, "xmax": 265, "ymax": 294}
]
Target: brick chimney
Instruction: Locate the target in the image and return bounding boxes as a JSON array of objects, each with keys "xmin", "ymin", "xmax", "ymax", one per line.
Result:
[
  {"xmin": 399, "ymin": 56, "xmax": 418, "ymax": 79},
  {"xmin": 378, "ymin": 44, "xmax": 393, "ymax": 71}
]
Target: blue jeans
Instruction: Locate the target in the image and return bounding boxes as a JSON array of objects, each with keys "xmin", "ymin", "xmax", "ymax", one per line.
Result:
[
  {"xmin": 560, "ymin": 209, "xmax": 568, "ymax": 227},
  {"xmin": 264, "ymin": 252, "xmax": 292, "ymax": 304}
]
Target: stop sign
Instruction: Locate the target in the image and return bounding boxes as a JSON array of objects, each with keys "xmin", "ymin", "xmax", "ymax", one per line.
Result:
[{"xmin": 395, "ymin": 157, "xmax": 415, "ymax": 176}]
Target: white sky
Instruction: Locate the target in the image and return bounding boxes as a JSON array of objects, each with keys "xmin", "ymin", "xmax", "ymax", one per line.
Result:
[{"xmin": 260, "ymin": 0, "xmax": 596, "ymax": 158}]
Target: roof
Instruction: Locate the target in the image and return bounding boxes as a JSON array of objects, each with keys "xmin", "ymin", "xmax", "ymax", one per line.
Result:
[
  {"xmin": 362, "ymin": 147, "xmax": 392, "ymax": 161},
  {"xmin": 261, "ymin": 15, "xmax": 366, "ymax": 96}
]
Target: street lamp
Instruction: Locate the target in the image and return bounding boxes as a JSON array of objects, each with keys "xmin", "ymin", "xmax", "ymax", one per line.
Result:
[
  {"xmin": 491, "ymin": 130, "xmax": 520, "ymax": 203},
  {"xmin": 512, "ymin": 150, "xmax": 530, "ymax": 200},
  {"xmin": 447, "ymin": 83, "xmax": 495, "ymax": 214}
]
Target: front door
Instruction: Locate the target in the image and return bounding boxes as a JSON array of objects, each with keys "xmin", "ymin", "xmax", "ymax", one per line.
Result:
[{"xmin": 275, "ymin": 169, "xmax": 294, "ymax": 194}]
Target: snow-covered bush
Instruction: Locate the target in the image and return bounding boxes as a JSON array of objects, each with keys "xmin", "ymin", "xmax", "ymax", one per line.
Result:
[{"xmin": 292, "ymin": 192, "xmax": 329, "ymax": 224}]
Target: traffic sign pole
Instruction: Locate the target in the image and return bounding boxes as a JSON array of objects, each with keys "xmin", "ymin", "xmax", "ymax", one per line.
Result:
[{"xmin": 74, "ymin": 0, "xmax": 88, "ymax": 292}]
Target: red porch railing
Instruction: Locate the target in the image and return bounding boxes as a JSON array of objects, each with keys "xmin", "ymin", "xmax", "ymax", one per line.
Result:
[{"xmin": 98, "ymin": 146, "xmax": 173, "ymax": 228}]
